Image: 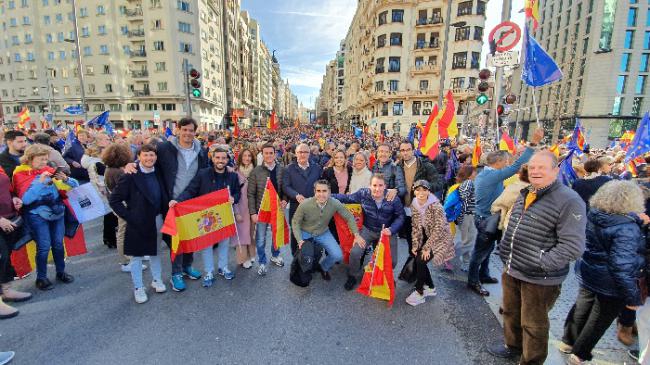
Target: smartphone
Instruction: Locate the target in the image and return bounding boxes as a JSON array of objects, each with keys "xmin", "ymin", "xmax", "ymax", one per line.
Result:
[{"xmin": 54, "ymin": 166, "xmax": 65, "ymax": 175}]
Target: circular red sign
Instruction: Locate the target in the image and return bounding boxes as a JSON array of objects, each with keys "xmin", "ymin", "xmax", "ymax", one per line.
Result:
[{"xmin": 488, "ymin": 21, "xmax": 522, "ymax": 52}]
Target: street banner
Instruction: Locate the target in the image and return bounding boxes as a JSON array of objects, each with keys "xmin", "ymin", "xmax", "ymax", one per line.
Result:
[
  {"xmin": 161, "ymin": 189, "xmax": 237, "ymax": 261},
  {"xmin": 257, "ymin": 179, "xmax": 289, "ymax": 250},
  {"xmin": 357, "ymin": 232, "xmax": 395, "ymax": 307},
  {"xmin": 333, "ymin": 203, "xmax": 364, "ymax": 263}
]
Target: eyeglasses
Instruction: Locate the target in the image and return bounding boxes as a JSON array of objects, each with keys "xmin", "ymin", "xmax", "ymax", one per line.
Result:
[
  {"xmin": 399, "ymin": 149, "xmax": 412, "ymax": 152},
  {"xmin": 297, "ymin": 151, "xmax": 309, "ymax": 154}
]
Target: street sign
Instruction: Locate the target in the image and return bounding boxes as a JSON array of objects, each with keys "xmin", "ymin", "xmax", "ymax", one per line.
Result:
[
  {"xmin": 488, "ymin": 21, "xmax": 522, "ymax": 53},
  {"xmin": 64, "ymin": 105, "xmax": 84, "ymax": 115},
  {"xmin": 45, "ymin": 113, "xmax": 53, "ymax": 122},
  {"xmin": 487, "ymin": 51, "xmax": 519, "ymax": 67}
]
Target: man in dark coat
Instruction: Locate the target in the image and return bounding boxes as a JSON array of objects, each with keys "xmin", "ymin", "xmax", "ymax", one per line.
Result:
[
  {"xmin": 62, "ymin": 129, "xmax": 90, "ymax": 183},
  {"xmin": 283, "ymin": 143, "xmax": 323, "ymax": 255},
  {"xmin": 0, "ymin": 131, "xmax": 27, "ymax": 179},
  {"xmin": 109, "ymin": 143, "xmax": 168, "ymax": 304}
]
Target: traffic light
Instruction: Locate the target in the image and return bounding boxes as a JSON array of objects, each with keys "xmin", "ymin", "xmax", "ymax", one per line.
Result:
[
  {"xmin": 476, "ymin": 68, "xmax": 491, "ymax": 105},
  {"xmin": 497, "ymin": 105, "xmax": 505, "ymax": 116},
  {"xmin": 504, "ymin": 94, "xmax": 517, "ymax": 104},
  {"xmin": 189, "ymin": 68, "xmax": 201, "ymax": 98}
]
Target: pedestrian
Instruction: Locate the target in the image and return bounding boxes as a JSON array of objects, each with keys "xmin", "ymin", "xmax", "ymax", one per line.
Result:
[
  {"xmin": 321, "ymin": 149, "xmax": 352, "ymax": 194},
  {"xmin": 488, "ymin": 151, "xmax": 586, "ymax": 365},
  {"xmin": 454, "ymin": 164, "xmax": 477, "ymax": 271},
  {"xmin": 349, "ymin": 152, "xmax": 372, "ymax": 194},
  {"xmin": 406, "ymin": 180, "xmax": 454, "ymax": 306},
  {"xmin": 561, "ymin": 180, "xmax": 647, "ymax": 365},
  {"xmin": 248, "ymin": 143, "xmax": 287, "ymax": 276},
  {"xmin": 32, "ymin": 133, "xmax": 69, "ymax": 175},
  {"xmin": 371, "ymin": 143, "xmax": 406, "ymax": 200},
  {"xmin": 0, "ymin": 131, "xmax": 27, "ymax": 178},
  {"xmin": 571, "ymin": 158, "xmax": 613, "ymax": 210},
  {"xmin": 233, "ymin": 148, "xmax": 256, "ymax": 269},
  {"xmin": 490, "ymin": 165, "xmax": 530, "ymax": 231},
  {"xmin": 170, "ymin": 145, "xmax": 241, "ymax": 287},
  {"xmin": 63, "ymin": 129, "xmax": 90, "ymax": 183},
  {"xmin": 283, "ymin": 143, "xmax": 323, "ymax": 255},
  {"xmin": 109, "ymin": 144, "xmax": 167, "ymax": 304},
  {"xmin": 12, "ymin": 144, "xmax": 78, "ymax": 291}
]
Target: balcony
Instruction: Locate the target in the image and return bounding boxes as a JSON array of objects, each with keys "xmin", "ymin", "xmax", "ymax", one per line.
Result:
[
  {"xmin": 131, "ymin": 70, "xmax": 149, "ymax": 78},
  {"xmin": 130, "ymin": 50, "xmax": 147, "ymax": 58},
  {"xmin": 131, "ymin": 90, "xmax": 150, "ymax": 97},
  {"xmin": 416, "ymin": 16, "xmax": 443, "ymax": 27},
  {"xmin": 414, "ymin": 40, "xmax": 440, "ymax": 50},
  {"xmin": 452, "ymin": 88, "xmax": 475, "ymax": 99},
  {"xmin": 410, "ymin": 64, "xmax": 441, "ymax": 76},
  {"xmin": 125, "ymin": 8, "xmax": 143, "ymax": 18},
  {"xmin": 128, "ymin": 29, "xmax": 145, "ymax": 38}
]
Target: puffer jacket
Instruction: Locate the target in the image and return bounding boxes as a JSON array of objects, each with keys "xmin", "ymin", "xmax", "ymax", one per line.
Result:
[
  {"xmin": 332, "ymin": 188, "xmax": 404, "ymax": 235},
  {"xmin": 499, "ymin": 181, "xmax": 586, "ymax": 285},
  {"xmin": 371, "ymin": 160, "xmax": 406, "ymax": 198},
  {"xmin": 576, "ymin": 209, "xmax": 646, "ymax": 306},
  {"xmin": 247, "ymin": 163, "xmax": 285, "ymax": 214}
]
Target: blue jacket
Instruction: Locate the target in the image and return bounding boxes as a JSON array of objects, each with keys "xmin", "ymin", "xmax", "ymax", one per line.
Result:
[
  {"xmin": 62, "ymin": 141, "xmax": 89, "ymax": 182},
  {"xmin": 176, "ymin": 167, "xmax": 241, "ymax": 204},
  {"xmin": 474, "ymin": 147, "xmax": 533, "ymax": 218},
  {"xmin": 576, "ymin": 209, "xmax": 647, "ymax": 306},
  {"xmin": 22, "ymin": 176, "xmax": 79, "ymax": 220},
  {"xmin": 333, "ymin": 188, "xmax": 404, "ymax": 234},
  {"xmin": 282, "ymin": 162, "xmax": 323, "ymax": 202}
]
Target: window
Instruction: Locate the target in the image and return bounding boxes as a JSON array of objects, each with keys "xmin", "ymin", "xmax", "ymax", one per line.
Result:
[
  {"xmin": 157, "ymin": 82, "xmax": 167, "ymax": 91},
  {"xmin": 177, "ymin": 1, "xmax": 190, "ymax": 12},
  {"xmin": 162, "ymin": 103, "xmax": 176, "ymax": 111},
  {"xmin": 55, "ymin": 13, "xmax": 62, "ymax": 23},
  {"xmin": 179, "ymin": 42, "xmax": 192, "ymax": 53},
  {"xmin": 625, "ymin": 30, "xmax": 635, "ymax": 49},
  {"xmin": 647, "ymin": 8, "xmax": 650, "ymax": 26},
  {"xmin": 127, "ymin": 104, "xmax": 140, "ymax": 111},
  {"xmin": 617, "ymin": 75, "xmax": 627, "ymax": 94},
  {"xmin": 415, "ymin": 57, "xmax": 425, "ymax": 67},
  {"xmin": 636, "ymin": 75, "xmax": 646, "ymax": 94},
  {"xmin": 621, "ymin": 53, "xmax": 631, "ymax": 72},
  {"xmin": 381, "ymin": 102, "xmax": 388, "ymax": 116},
  {"xmin": 377, "ymin": 34, "xmax": 386, "ymax": 48},
  {"xmin": 474, "ymin": 27, "xmax": 483, "ymax": 41},
  {"xmin": 98, "ymin": 25, "xmax": 106, "ymax": 35},
  {"xmin": 96, "ymin": 5, "xmax": 105, "ymax": 15},
  {"xmin": 392, "ymin": 9, "xmax": 404, "ymax": 23},
  {"xmin": 8, "ymin": 0, "xmax": 14, "ymax": 9},
  {"xmin": 109, "ymin": 103, "xmax": 121, "ymax": 111},
  {"xmin": 641, "ymin": 54, "xmax": 649, "ymax": 72},
  {"xmin": 452, "ymin": 52, "xmax": 467, "ymax": 69},
  {"xmin": 9, "ymin": 18, "xmax": 17, "ymax": 27},
  {"xmin": 48, "ymin": 51, "xmax": 55, "ymax": 60},
  {"xmin": 412, "ymin": 101, "xmax": 421, "ymax": 115},
  {"xmin": 154, "ymin": 41, "xmax": 164, "ymax": 51},
  {"xmin": 14, "ymin": 53, "xmax": 21, "ymax": 62},
  {"xmin": 79, "ymin": 7, "xmax": 87, "ymax": 17},
  {"xmin": 378, "ymin": 11, "xmax": 387, "ymax": 25},
  {"xmin": 612, "ymin": 96, "xmax": 623, "ymax": 115},
  {"xmin": 471, "ymin": 52, "xmax": 480, "ymax": 69},
  {"xmin": 93, "ymin": 104, "xmax": 105, "ymax": 112},
  {"xmin": 393, "ymin": 101, "xmax": 403, "ymax": 116},
  {"xmin": 178, "ymin": 22, "xmax": 191, "ymax": 33},
  {"xmin": 599, "ymin": 0, "xmax": 616, "ymax": 50},
  {"xmin": 145, "ymin": 104, "xmax": 158, "ymax": 111},
  {"xmin": 83, "ymin": 46, "xmax": 92, "ymax": 56},
  {"xmin": 375, "ymin": 57, "xmax": 385, "ymax": 73},
  {"xmin": 389, "ymin": 33, "xmax": 402, "ymax": 46},
  {"xmin": 99, "ymin": 45, "xmax": 109, "ymax": 55},
  {"xmin": 419, "ymin": 80, "xmax": 429, "ymax": 90},
  {"xmin": 43, "ymin": 15, "xmax": 51, "ymax": 24},
  {"xmin": 153, "ymin": 19, "xmax": 162, "ymax": 29},
  {"xmin": 628, "ymin": 7, "xmax": 638, "ymax": 27},
  {"xmin": 81, "ymin": 26, "xmax": 90, "ymax": 37},
  {"xmin": 22, "ymin": 16, "xmax": 30, "ymax": 25},
  {"xmin": 103, "ymin": 65, "xmax": 110, "ymax": 74},
  {"xmin": 155, "ymin": 62, "xmax": 166, "ymax": 71},
  {"xmin": 477, "ymin": 1, "xmax": 486, "ymax": 15},
  {"xmin": 458, "ymin": 1, "xmax": 473, "ymax": 16},
  {"xmin": 645, "ymin": 31, "xmax": 650, "ymax": 49},
  {"xmin": 388, "ymin": 57, "xmax": 400, "ymax": 72},
  {"xmin": 11, "ymin": 36, "xmax": 19, "ymax": 46},
  {"xmin": 88, "ymin": 84, "xmax": 96, "ymax": 94},
  {"xmin": 375, "ymin": 81, "xmax": 384, "ymax": 91},
  {"xmin": 24, "ymin": 33, "xmax": 32, "ymax": 44},
  {"xmin": 633, "ymin": 97, "xmax": 643, "ymax": 116},
  {"xmin": 451, "ymin": 77, "xmax": 465, "ymax": 89},
  {"xmin": 42, "ymin": 0, "xmax": 47, "ymax": 5},
  {"xmin": 455, "ymin": 27, "xmax": 470, "ymax": 41},
  {"xmin": 468, "ymin": 77, "xmax": 477, "ymax": 88},
  {"xmin": 389, "ymin": 80, "xmax": 399, "ymax": 91}
]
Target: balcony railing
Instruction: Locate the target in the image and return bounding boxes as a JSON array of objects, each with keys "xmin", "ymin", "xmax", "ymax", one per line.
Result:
[
  {"xmin": 131, "ymin": 70, "xmax": 149, "ymax": 78},
  {"xmin": 414, "ymin": 40, "xmax": 440, "ymax": 49},
  {"xmin": 128, "ymin": 29, "xmax": 145, "ymax": 37},
  {"xmin": 125, "ymin": 8, "xmax": 143, "ymax": 17},
  {"xmin": 410, "ymin": 64, "xmax": 441, "ymax": 74},
  {"xmin": 131, "ymin": 90, "xmax": 150, "ymax": 96},
  {"xmin": 416, "ymin": 17, "xmax": 443, "ymax": 26},
  {"xmin": 130, "ymin": 50, "xmax": 147, "ymax": 58}
]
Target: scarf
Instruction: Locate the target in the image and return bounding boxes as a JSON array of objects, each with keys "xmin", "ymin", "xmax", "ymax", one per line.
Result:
[
  {"xmin": 12, "ymin": 164, "xmax": 72, "ymax": 199},
  {"xmin": 411, "ymin": 194, "xmax": 438, "ymax": 226}
]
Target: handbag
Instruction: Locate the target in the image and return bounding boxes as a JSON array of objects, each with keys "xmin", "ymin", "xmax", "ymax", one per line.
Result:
[
  {"xmin": 483, "ymin": 213, "xmax": 501, "ymax": 235},
  {"xmin": 398, "ymin": 255, "xmax": 417, "ymax": 283}
]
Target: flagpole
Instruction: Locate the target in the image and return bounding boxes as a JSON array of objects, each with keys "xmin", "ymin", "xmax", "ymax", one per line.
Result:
[{"xmin": 532, "ymin": 87, "xmax": 541, "ymax": 127}]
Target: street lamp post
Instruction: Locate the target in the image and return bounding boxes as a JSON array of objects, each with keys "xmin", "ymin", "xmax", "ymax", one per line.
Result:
[
  {"xmin": 438, "ymin": 0, "xmax": 467, "ymax": 106},
  {"xmin": 65, "ymin": 0, "xmax": 88, "ymax": 121}
]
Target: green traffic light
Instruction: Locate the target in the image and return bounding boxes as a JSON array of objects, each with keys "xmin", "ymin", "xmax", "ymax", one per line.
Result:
[
  {"xmin": 476, "ymin": 93, "xmax": 489, "ymax": 105},
  {"xmin": 192, "ymin": 89, "xmax": 201, "ymax": 98}
]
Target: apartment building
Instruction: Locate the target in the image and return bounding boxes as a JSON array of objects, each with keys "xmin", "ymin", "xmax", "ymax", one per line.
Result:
[{"xmin": 511, "ymin": 0, "xmax": 650, "ymax": 147}]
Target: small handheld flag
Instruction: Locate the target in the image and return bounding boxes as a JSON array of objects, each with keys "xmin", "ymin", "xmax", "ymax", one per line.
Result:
[{"xmin": 356, "ymin": 230, "xmax": 395, "ymax": 307}]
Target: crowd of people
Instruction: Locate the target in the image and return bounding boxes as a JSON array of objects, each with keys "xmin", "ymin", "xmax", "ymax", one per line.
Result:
[{"xmin": 0, "ymin": 119, "xmax": 648, "ymax": 365}]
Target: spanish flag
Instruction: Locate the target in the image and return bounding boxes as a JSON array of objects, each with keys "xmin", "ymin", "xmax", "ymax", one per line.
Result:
[
  {"xmin": 267, "ymin": 111, "xmax": 279, "ymax": 131},
  {"xmin": 472, "ymin": 135, "xmax": 482, "ymax": 167},
  {"xmin": 524, "ymin": 0, "xmax": 540, "ymax": 31},
  {"xmin": 420, "ymin": 104, "xmax": 441, "ymax": 160},
  {"xmin": 333, "ymin": 204, "xmax": 364, "ymax": 263},
  {"xmin": 161, "ymin": 188, "xmax": 237, "ymax": 261},
  {"xmin": 499, "ymin": 130, "xmax": 516, "ymax": 154},
  {"xmin": 357, "ymin": 232, "xmax": 395, "ymax": 307},
  {"xmin": 232, "ymin": 114, "xmax": 240, "ymax": 138},
  {"xmin": 11, "ymin": 231, "xmax": 87, "ymax": 278},
  {"xmin": 549, "ymin": 144, "xmax": 560, "ymax": 158},
  {"xmin": 627, "ymin": 160, "xmax": 639, "ymax": 177},
  {"xmin": 257, "ymin": 179, "xmax": 289, "ymax": 250},
  {"xmin": 438, "ymin": 90, "xmax": 458, "ymax": 139},
  {"xmin": 17, "ymin": 107, "xmax": 30, "ymax": 129}
]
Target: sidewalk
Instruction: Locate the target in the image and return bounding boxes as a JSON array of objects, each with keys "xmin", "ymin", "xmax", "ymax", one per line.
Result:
[{"xmin": 482, "ymin": 258, "xmax": 634, "ymax": 365}]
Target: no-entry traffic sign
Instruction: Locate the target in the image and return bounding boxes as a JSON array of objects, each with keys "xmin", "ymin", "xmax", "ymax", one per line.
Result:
[{"xmin": 488, "ymin": 21, "xmax": 522, "ymax": 53}]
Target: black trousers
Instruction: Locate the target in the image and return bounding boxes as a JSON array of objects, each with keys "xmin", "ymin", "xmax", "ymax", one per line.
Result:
[
  {"xmin": 289, "ymin": 201, "xmax": 299, "ymax": 256},
  {"xmin": 413, "ymin": 231, "xmax": 434, "ymax": 293},
  {"xmin": 0, "ymin": 229, "xmax": 18, "ymax": 284},
  {"xmin": 103, "ymin": 212, "xmax": 118, "ymax": 244},
  {"xmin": 399, "ymin": 215, "xmax": 413, "ymax": 250},
  {"xmin": 618, "ymin": 307, "xmax": 636, "ymax": 327},
  {"xmin": 562, "ymin": 286, "xmax": 625, "ymax": 361}
]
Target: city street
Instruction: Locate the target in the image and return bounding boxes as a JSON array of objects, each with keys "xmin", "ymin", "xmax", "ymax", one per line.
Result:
[{"xmin": 2, "ymin": 221, "xmax": 511, "ymax": 365}]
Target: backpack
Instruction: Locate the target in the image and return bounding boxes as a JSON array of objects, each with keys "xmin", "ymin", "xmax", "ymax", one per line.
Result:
[{"xmin": 443, "ymin": 183, "xmax": 462, "ymax": 223}]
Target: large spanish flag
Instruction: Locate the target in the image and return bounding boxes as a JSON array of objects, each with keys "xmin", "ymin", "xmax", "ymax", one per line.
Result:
[
  {"xmin": 357, "ymin": 232, "xmax": 395, "ymax": 307},
  {"xmin": 333, "ymin": 203, "xmax": 364, "ymax": 263},
  {"xmin": 161, "ymin": 188, "xmax": 237, "ymax": 261},
  {"xmin": 17, "ymin": 107, "xmax": 30, "ymax": 129},
  {"xmin": 257, "ymin": 179, "xmax": 289, "ymax": 250},
  {"xmin": 267, "ymin": 111, "xmax": 279, "ymax": 130},
  {"xmin": 438, "ymin": 90, "xmax": 458, "ymax": 139},
  {"xmin": 420, "ymin": 104, "xmax": 441, "ymax": 160},
  {"xmin": 524, "ymin": 0, "xmax": 540, "ymax": 31},
  {"xmin": 232, "ymin": 114, "xmax": 240, "ymax": 138},
  {"xmin": 10, "ymin": 230, "xmax": 87, "ymax": 278}
]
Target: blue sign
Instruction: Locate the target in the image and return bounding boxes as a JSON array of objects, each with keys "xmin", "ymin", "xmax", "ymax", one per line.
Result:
[
  {"xmin": 45, "ymin": 113, "xmax": 53, "ymax": 122},
  {"xmin": 64, "ymin": 106, "xmax": 84, "ymax": 115}
]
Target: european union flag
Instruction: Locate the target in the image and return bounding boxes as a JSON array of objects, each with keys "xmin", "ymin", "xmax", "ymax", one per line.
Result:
[
  {"xmin": 558, "ymin": 151, "xmax": 578, "ymax": 187},
  {"xmin": 105, "ymin": 122, "xmax": 116, "ymax": 137},
  {"xmin": 407, "ymin": 126, "xmax": 416, "ymax": 143},
  {"xmin": 521, "ymin": 25, "xmax": 563, "ymax": 87},
  {"xmin": 62, "ymin": 129, "xmax": 78, "ymax": 154},
  {"xmin": 625, "ymin": 112, "xmax": 650, "ymax": 163},
  {"xmin": 567, "ymin": 118, "xmax": 586, "ymax": 153},
  {"xmin": 86, "ymin": 111, "xmax": 110, "ymax": 127},
  {"xmin": 354, "ymin": 127, "xmax": 363, "ymax": 138}
]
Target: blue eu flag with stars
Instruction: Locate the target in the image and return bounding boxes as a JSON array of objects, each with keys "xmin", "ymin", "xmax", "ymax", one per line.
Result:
[{"xmin": 625, "ymin": 112, "xmax": 650, "ymax": 163}]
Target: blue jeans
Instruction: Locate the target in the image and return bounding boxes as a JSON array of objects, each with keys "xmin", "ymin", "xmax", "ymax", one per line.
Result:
[
  {"xmin": 201, "ymin": 238, "xmax": 230, "ymax": 274},
  {"xmin": 467, "ymin": 215, "xmax": 500, "ymax": 285},
  {"xmin": 300, "ymin": 230, "xmax": 342, "ymax": 272},
  {"xmin": 130, "ymin": 255, "xmax": 162, "ymax": 289},
  {"xmin": 255, "ymin": 222, "xmax": 280, "ymax": 265},
  {"xmin": 26, "ymin": 213, "xmax": 66, "ymax": 280}
]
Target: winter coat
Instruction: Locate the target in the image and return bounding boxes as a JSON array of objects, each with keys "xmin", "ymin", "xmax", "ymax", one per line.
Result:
[
  {"xmin": 572, "ymin": 175, "xmax": 613, "ymax": 211},
  {"xmin": 491, "ymin": 179, "xmax": 530, "ymax": 230},
  {"xmin": 372, "ymin": 160, "xmax": 406, "ymax": 198},
  {"xmin": 576, "ymin": 209, "xmax": 646, "ymax": 306},
  {"xmin": 282, "ymin": 162, "xmax": 323, "ymax": 202},
  {"xmin": 232, "ymin": 169, "xmax": 252, "ymax": 246},
  {"xmin": 154, "ymin": 139, "xmax": 209, "ymax": 207},
  {"xmin": 411, "ymin": 196, "xmax": 455, "ymax": 266},
  {"xmin": 247, "ymin": 163, "xmax": 285, "ymax": 214},
  {"xmin": 397, "ymin": 157, "xmax": 443, "ymax": 196},
  {"xmin": 0, "ymin": 149, "xmax": 20, "ymax": 178},
  {"xmin": 108, "ymin": 166, "xmax": 168, "ymax": 256},
  {"xmin": 176, "ymin": 167, "xmax": 241, "ymax": 205},
  {"xmin": 62, "ymin": 141, "xmax": 89, "ymax": 182},
  {"xmin": 333, "ymin": 188, "xmax": 404, "ymax": 235},
  {"xmin": 321, "ymin": 166, "xmax": 352, "ymax": 194}
]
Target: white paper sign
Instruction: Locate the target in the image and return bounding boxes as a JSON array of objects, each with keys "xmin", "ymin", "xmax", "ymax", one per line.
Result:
[{"xmin": 67, "ymin": 183, "xmax": 112, "ymax": 223}]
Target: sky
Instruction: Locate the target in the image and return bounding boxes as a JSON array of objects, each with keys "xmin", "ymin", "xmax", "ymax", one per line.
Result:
[{"xmin": 242, "ymin": 0, "xmax": 526, "ymax": 109}]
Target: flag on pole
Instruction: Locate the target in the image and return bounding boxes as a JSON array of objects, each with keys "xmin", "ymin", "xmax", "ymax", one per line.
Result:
[
  {"xmin": 333, "ymin": 204, "xmax": 364, "ymax": 263},
  {"xmin": 438, "ymin": 90, "xmax": 458, "ymax": 139},
  {"xmin": 419, "ymin": 104, "xmax": 439, "ymax": 155},
  {"xmin": 567, "ymin": 118, "xmax": 587, "ymax": 153},
  {"xmin": 85, "ymin": 111, "xmax": 110, "ymax": 127},
  {"xmin": 558, "ymin": 151, "xmax": 578, "ymax": 187},
  {"xmin": 257, "ymin": 179, "xmax": 289, "ymax": 250},
  {"xmin": 161, "ymin": 189, "xmax": 237, "ymax": 261},
  {"xmin": 368, "ymin": 153, "xmax": 376, "ymax": 169},
  {"xmin": 524, "ymin": 0, "xmax": 540, "ymax": 31},
  {"xmin": 17, "ymin": 107, "xmax": 30, "ymax": 129},
  {"xmin": 232, "ymin": 114, "xmax": 240, "ymax": 138},
  {"xmin": 354, "ymin": 127, "xmax": 363, "ymax": 138},
  {"xmin": 267, "ymin": 111, "xmax": 279, "ymax": 130},
  {"xmin": 62, "ymin": 129, "xmax": 77, "ymax": 154},
  {"xmin": 499, "ymin": 130, "xmax": 516, "ymax": 154},
  {"xmin": 407, "ymin": 125, "xmax": 416, "ymax": 143},
  {"xmin": 549, "ymin": 144, "xmax": 560, "ymax": 158},
  {"xmin": 472, "ymin": 135, "xmax": 482, "ymax": 167},
  {"xmin": 521, "ymin": 25, "xmax": 563, "ymax": 87},
  {"xmin": 357, "ymin": 231, "xmax": 395, "ymax": 307},
  {"xmin": 624, "ymin": 112, "xmax": 650, "ymax": 163}
]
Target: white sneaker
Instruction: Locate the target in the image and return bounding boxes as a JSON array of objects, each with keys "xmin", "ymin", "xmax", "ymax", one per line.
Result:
[
  {"xmin": 134, "ymin": 287, "xmax": 148, "ymax": 304},
  {"xmin": 121, "ymin": 262, "xmax": 148, "ymax": 273},
  {"xmin": 423, "ymin": 286, "xmax": 437, "ymax": 297},
  {"xmin": 151, "ymin": 280, "xmax": 167, "ymax": 293},
  {"xmin": 242, "ymin": 260, "xmax": 252, "ymax": 269},
  {"xmin": 270, "ymin": 256, "xmax": 284, "ymax": 267},
  {"xmin": 405, "ymin": 291, "xmax": 425, "ymax": 306},
  {"xmin": 257, "ymin": 264, "xmax": 267, "ymax": 276}
]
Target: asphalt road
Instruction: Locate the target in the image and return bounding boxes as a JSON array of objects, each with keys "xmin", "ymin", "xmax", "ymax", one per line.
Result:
[{"xmin": 2, "ymin": 222, "xmax": 513, "ymax": 365}]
